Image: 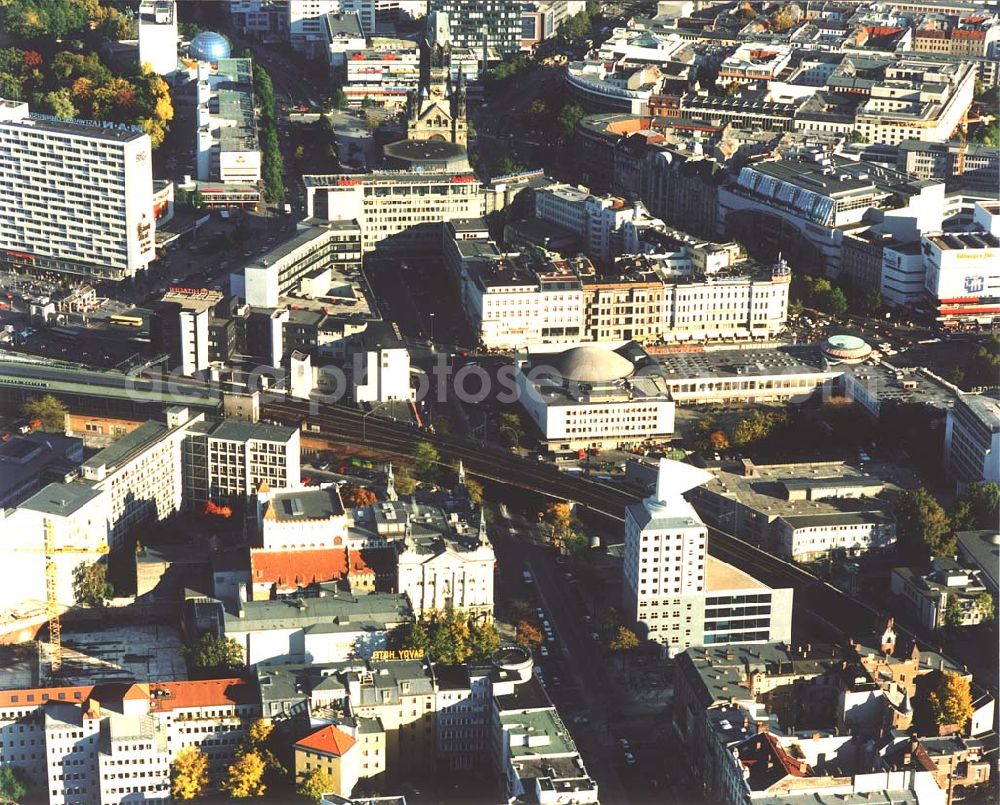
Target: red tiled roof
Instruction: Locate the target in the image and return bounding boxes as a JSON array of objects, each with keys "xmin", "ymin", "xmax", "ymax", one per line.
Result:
[
  {"xmin": 295, "ymin": 724, "xmax": 357, "ymax": 757},
  {"xmin": 251, "ymin": 548, "xmax": 349, "ymax": 587},
  {"xmin": 0, "ymin": 686, "xmax": 94, "ymax": 709},
  {"xmin": 122, "ymin": 683, "xmax": 150, "ymax": 701},
  {"xmin": 348, "ymin": 550, "xmax": 375, "ymax": 576},
  {"xmin": 0, "ymin": 679, "xmax": 253, "ymax": 714},
  {"xmin": 148, "ymin": 679, "xmax": 255, "ymax": 712}
]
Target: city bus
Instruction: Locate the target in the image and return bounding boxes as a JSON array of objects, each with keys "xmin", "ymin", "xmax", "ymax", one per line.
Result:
[{"xmin": 109, "ymin": 314, "xmax": 143, "ymax": 329}]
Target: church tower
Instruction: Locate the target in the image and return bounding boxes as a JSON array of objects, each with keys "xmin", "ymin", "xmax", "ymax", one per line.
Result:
[{"xmin": 405, "ymin": 43, "xmax": 467, "ymax": 148}]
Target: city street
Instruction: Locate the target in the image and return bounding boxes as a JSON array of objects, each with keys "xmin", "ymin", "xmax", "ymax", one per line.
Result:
[{"xmin": 491, "ymin": 506, "xmax": 696, "ymax": 804}]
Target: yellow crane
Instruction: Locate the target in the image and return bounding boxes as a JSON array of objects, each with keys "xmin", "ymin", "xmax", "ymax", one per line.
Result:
[{"xmin": 11, "ymin": 519, "xmax": 108, "ymax": 676}]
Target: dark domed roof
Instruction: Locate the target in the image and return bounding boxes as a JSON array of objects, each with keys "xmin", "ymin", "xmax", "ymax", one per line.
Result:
[
  {"xmin": 190, "ymin": 31, "xmax": 231, "ymax": 62},
  {"xmin": 553, "ymin": 346, "xmax": 634, "ymax": 384}
]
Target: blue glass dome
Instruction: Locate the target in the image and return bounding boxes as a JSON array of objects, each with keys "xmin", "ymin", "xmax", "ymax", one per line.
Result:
[{"xmin": 190, "ymin": 31, "xmax": 231, "ymax": 62}]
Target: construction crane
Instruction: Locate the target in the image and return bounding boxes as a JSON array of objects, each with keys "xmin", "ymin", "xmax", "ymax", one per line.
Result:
[{"xmin": 11, "ymin": 518, "xmax": 108, "ymax": 677}]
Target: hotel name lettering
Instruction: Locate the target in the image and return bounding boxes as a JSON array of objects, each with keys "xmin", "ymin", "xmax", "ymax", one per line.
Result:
[{"xmin": 370, "ymin": 650, "xmax": 423, "ymax": 661}]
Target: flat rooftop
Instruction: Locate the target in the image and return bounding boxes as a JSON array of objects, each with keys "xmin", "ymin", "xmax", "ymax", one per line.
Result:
[
  {"xmin": 266, "ymin": 487, "xmax": 345, "ymax": 522},
  {"xmin": 705, "ymin": 555, "xmax": 768, "ymax": 592},
  {"xmin": 657, "ymin": 346, "xmax": 830, "ymax": 380},
  {"xmin": 15, "ymin": 114, "xmax": 145, "ymax": 143},
  {"xmin": 0, "ymin": 358, "xmax": 220, "ymax": 409},
  {"xmin": 18, "ymin": 481, "xmax": 103, "ymax": 517},
  {"xmin": 81, "ymin": 420, "xmax": 169, "ymax": 473},
  {"xmin": 303, "ymin": 171, "xmax": 479, "ymax": 187},
  {"xmin": 227, "ymin": 591, "xmax": 411, "ymax": 632},
  {"xmin": 846, "ymin": 361, "xmax": 957, "ymax": 410},
  {"xmin": 501, "ymin": 707, "xmax": 576, "ymax": 757},
  {"xmin": 698, "ymin": 461, "xmax": 893, "ymax": 523}
]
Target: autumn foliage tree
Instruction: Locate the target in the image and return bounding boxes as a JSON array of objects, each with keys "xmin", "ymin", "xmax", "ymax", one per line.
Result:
[
  {"xmin": 170, "ymin": 746, "xmax": 209, "ymax": 800},
  {"xmin": 542, "ymin": 501, "xmax": 573, "ymax": 550},
  {"xmin": 203, "ymin": 500, "xmax": 233, "ymax": 518},
  {"xmin": 609, "ymin": 626, "xmax": 640, "ymax": 651},
  {"xmin": 297, "ymin": 768, "xmax": 336, "ymax": 803},
  {"xmin": 341, "ymin": 485, "xmax": 377, "ymax": 507},
  {"xmin": 515, "ymin": 621, "xmax": 544, "ymax": 650},
  {"xmin": 927, "ymin": 671, "xmax": 974, "ymax": 732},
  {"xmin": 222, "ymin": 750, "xmax": 267, "ymax": 798}
]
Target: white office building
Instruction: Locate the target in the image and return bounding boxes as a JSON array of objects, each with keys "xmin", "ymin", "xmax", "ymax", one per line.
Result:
[
  {"xmin": 880, "ymin": 240, "xmax": 927, "ymax": 308},
  {"xmin": 289, "ymin": 0, "xmax": 341, "ymax": 56},
  {"xmin": 514, "ymin": 342, "xmax": 675, "ymax": 452},
  {"xmin": 945, "ymin": 394, "xmax": 1000, "ymax": 487},
  {"xmin": 158, "ymin": 288, "xmax": 224, "ymax": 376},
  {"xmin": 137, "ymin": 0, "xmax": 178, "ymax": 75},
  {"xmin": 304, "ymin": 171, "xmax": 485, "ymax": 253},
  {"xmin": 623, "ymin": 460, "xmax": 793, "ymax": 656},
  {"xmin": 354, "ymin": 334, "xmax": 412, "ymax": 403},
  {"xmin": 534, "ymin": 184, "xmax": 662, "ymax": 262},
  {"xmin": 0, "ymin": 483, "xmax": 110, "ymax": 610},
  {"xmin": 0, "ymin": 100, "xmax": 156, "ymax": 281},
  {"xmin": 921, "ymin": 201, "xmax": 1000, "ymax": 328},
  {"xmin": 324, "ymin": 11, "xmax": 367, "ymax": 68}
]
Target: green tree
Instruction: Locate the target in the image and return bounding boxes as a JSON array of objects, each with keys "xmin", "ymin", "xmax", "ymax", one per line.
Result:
[
  {"xmin": 331, "ymin": 87, "xmax": 348, "ymax": 110},
  {"xmin": 297, "ymin": 768, "xmax": 336, "ymax": 803},
  {"xmin": 468, "ymin": 617, "xmax": 501, "ymax": 658},
  {"xmin": 951, "ymin": 482, "xmax": 1000, "ymax": 531},
  {"xmin": 183, "ymin": 634, "xmax": 244, "ymax": 672},
  {"xmin": 609, "ymin": 626, "xmax": 640, "ymax": 651},
  {"xmin": 499, "ymin": 411, "xmax": 524, "ymax": 447},
  {"xmin": 731, "ymin": 410, "xmax": 782, "ymax": 447},
  {"xmin": 557, "ymin": 102, "xmax": 585, "ymax": 140},
  {"xmin": 394, "ymin": 465, "xmax": 417, "ymax": 496},
  {"xmin": 403, "ymin": 609, "xmax": 498, "ymax": 663},
  {"xmin": 600, "ymin": 607, "xmax": 622, "ymax": 640},
  {"xmin": 464, "ymin": 477, "xmax": 485, "ymax": 506},
  {"xmin": 43, "ymin": 88, "xmax": 76, "ymax": 118},
  {"xmin": 972, "ymin": 121, "xmax": 999, "ymax": 148},
  {"xmin": 825, "ymin": 287, "xmax": 849, "ymax": 317},
  {"xmin": 943, "ymin": 596, "xmax": 964, "ymax": 628},
  {"xmin": 975, "ymin": 592, "xmax": 995, "ymax": 622},
  {"xmin": 1, "ymin": 0, "xmax": 90, "ymax": 39},
  {"xmin": 411, "ymin": 441, "xmax": 440, "ymax": 484},
  {"xmin": 73, "ymin": 560, "xmax": 113, "ymax": 606},
  {"xmin": 21, "ymin": 393, "xmax": 68, "ymax": 431},
  {"xmin": 927, "ymin": 671, "xmax": 974, "ymax": 731},
  {"xmin": 170, "ymin": 746, "xmax": 209, "ymax": 801},
  {"xmin": 0, "ymin": 765, "xmax": 27, "ymax": 804},
  {"xmin": 895, "ymin": 488, "xmax": 954, "ymax": 561},
  {"xmin": 223, "ymin": 750, "xmax": 267, "ymax": 798}
]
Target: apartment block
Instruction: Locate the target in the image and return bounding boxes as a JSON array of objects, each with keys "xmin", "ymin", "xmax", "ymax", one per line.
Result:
[
  {"xmin": 305, "ymin": 171, "xmax": 484, "ymax": 253},
  {"xmin": 0, "ymin": 100, "xmax": 155, "ymax": 281},
  {"xmin": 690, "ymin": 459, "xmax": 896, "ymax": 563},
  {"xmin": 0, "ymin": 679, "xmax": 259, "ymax": 804},
  {"xmin": 427, "ymin": 0, "xmax": 522, "ymax": 57}
]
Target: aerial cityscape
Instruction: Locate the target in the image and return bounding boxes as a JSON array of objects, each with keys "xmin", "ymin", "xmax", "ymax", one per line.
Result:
[{"xmin": 0, "ymin": 0, "xmax": 996, "ymax": 803}]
